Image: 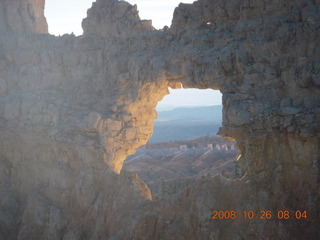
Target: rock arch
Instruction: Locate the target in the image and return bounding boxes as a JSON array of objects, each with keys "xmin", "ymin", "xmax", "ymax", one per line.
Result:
[{"xmin": 0, "ymin": 0, "xmax": 319, "ymax": 239}]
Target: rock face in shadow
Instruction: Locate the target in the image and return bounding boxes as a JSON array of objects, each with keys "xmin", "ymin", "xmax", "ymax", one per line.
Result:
[
  {"xmin": 82, "ymin": 0, "xmax": 153, "ymax": 37},
  {"xmin": 0, "ymin": 0, "xmax": 319, "ymax": 239},
  {"xmin": 0, "ymin": 0, "xmax": 47, "ymax": 33}
]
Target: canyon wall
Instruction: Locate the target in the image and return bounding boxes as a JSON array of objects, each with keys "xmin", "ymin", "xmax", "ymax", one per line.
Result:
[
  {"xmin": 0, "ymin": 0, "xmax": 47, "ymax": 33},
  {"xmin": 0, "ymin": 0, "xmax": 319, "ymax": 239}
]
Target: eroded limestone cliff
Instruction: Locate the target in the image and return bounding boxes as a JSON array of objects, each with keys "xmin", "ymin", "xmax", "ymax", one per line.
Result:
[
  {"xmin": 0, "ymin": 0, "xmax": 319, "ymax": 239},
  {"xmin": 0, "ymin": 0, "xmax": 47, "ymax": 33}
]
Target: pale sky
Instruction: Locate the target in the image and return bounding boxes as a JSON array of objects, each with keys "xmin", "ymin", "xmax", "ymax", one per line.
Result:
[
  {"xmin": 157, "ymin": 88, "xmax": 222, "ymax": 110},
  {"xmin": 44, "ymin": 0, "xmax": 222, "ymax": 108},
  {"xmin": 45, "ymin": 0, "xmax": 196, "ymax": 35}
]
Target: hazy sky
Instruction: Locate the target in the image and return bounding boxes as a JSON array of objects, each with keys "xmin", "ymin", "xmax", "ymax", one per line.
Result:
[
  {"xmin": 45, "ymin": 0, "xmax": 196, "ymax": 35},
  {"xmin": 157, "ymin": 88, "xmax": 222, "ymax": 110},
  {"xmin": 45, "ymin": 0, "xmax": 222, "ymax": 108}
]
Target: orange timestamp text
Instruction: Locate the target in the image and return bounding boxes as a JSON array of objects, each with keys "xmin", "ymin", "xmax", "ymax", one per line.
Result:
[{"xmin": 211, "ymin": 210, "xmax": 307, "ymax": 220}]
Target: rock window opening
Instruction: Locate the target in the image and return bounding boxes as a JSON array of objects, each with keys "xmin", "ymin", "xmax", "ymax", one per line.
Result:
[
  {"xmin": 126, "ymin": 0, "xmax": 195, "ymax": 29},
  {"xmin": 124, "ymin": 88, "xmax": 239, "ymax": 200}
]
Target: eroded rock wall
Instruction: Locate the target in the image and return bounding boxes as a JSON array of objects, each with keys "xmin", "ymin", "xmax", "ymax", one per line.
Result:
[
  {"xmin": 0, "ymin": 0, "xmax": 47, "ymax": 33},
  {"xmin": 0, "ymin": 0, "xmax": 319, "ymax": 239}
]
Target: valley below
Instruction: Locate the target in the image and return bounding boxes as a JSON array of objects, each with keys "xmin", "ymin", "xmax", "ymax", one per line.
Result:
[{"xmin": 124, "ymin": 135, "xmax": 238, "ymax": 199}]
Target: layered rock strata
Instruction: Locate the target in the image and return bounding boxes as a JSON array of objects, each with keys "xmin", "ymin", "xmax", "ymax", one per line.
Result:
[{"xmin": 0, "ymin": 0, "xmax": 319, "ymax": 239}]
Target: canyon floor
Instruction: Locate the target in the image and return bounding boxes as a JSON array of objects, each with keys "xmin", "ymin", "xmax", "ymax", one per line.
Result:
[{"xmin": 124, "ymin": 135, "xmax": 238, "ymax": 199}]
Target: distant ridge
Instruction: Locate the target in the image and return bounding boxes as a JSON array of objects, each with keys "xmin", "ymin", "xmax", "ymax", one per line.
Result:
[
  {"xmin": 156, "ymin": 105, "xmax": 222, "ymax": 122},
  {"xmin": 149, "ymin": 105, "xmax": 222, "ymax": 143}
]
